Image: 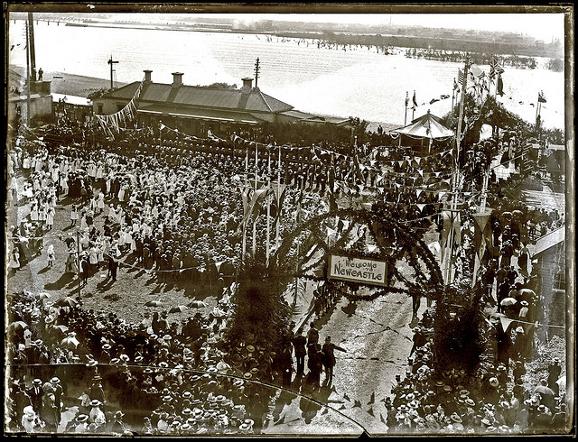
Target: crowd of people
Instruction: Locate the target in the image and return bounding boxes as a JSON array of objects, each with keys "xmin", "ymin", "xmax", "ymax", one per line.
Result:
[
  {"xmin": 387, "ymin": 303, "xmax": 566, "ymax": 433},
  {"xmin": 6, "ymin": 106, "xmax": 566, "ymax": 436}
]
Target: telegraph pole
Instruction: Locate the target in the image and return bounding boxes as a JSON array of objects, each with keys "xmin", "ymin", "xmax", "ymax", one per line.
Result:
[
  {"xmin": 28, "ymin": 12, "xmax": 36, "ymax": 82},
  {"xmin": 254, "ymin": 57, "xmax": 260, "ymax": 89},
  {"xmin": 107, "ymin": 55, "xmax": 119, "ymax": 90},
  {"xmin": 25, "ymin": 19, "xmax": 31, "ymax": 127}
]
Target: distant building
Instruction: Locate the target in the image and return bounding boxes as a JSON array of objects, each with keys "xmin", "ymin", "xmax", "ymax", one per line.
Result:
[
  {"xmin": 8, "ymin": 67, "xmax": 53, "ymax": 125},
  {"xmin": 92, "ymin": 70, "xmax": 329, "ymax": 135}
]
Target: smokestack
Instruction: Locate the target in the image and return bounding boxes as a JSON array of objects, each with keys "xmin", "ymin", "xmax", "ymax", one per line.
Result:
[
  {"xmin": 241, "ymin": 77, "xmax": 253, "ymax": 93},
  {"xmin": 143, "ymin": 70, "xmax": 152, "ymax": 83},
  {"xmin": 171, "ymin": 72, "xmax": 183, "ymax": 87}
]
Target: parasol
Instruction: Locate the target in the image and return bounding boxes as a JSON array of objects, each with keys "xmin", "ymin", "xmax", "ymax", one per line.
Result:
[
  {"xmin": 500, "ymin": 297, "xmax": 518, "ymax": 307},
  {"xmin": 53, "ymin": 297, "xmax": 78, "ymax": 307},
  {"xmin": 145, "ymin": 300, "xmax": 163, "ymax": 307},
  {"xmin": 518, "ymin": 289, "xmax": 536, "ymax": 299},
  {"xmin": 50, "ymin": 324, "xmax": 69, "ymax": 335},
  {"xmin": 9, "ymin": 321, "xmax": 29, "ymax": 331},
  {"xmin": 533, "ymin": 385, "xmax": 555, "ymax": 398},
  {"xmin": 61, "ymin": 333, "xmax": 80, "ymax": 349},
  {"xmin": 169, "ymin": 305, "xmax": 188, "ymax": 314},
  {"xmin": 187, "ymin": 300, "xmax": 207, "ymax": 309}
]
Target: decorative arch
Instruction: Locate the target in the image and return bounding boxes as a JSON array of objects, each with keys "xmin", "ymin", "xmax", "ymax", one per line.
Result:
[{"xmin": 271, "ymin": 208, "xmax": 444, "ymax": 302}]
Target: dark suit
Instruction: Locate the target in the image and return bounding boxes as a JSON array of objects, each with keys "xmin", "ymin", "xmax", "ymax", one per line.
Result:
[{"xmin": 27, "ymin": 385, "xmax": 43, "ymax": 415}]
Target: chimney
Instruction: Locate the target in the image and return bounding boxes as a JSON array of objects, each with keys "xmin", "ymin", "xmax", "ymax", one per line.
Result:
[
  {"xmin": 171, "ymin": 72, "xmax": 183, "ymax": 87},
  {"xmin": 241, "ymin": 77, "xmax": 253, "ymax": 93},
  {"xmin": 143, "ymin": 70, "xmax": 152, "ymax": 83}
]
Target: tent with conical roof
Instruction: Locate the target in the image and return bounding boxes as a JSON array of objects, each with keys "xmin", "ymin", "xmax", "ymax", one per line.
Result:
[{"xmin": 390, "ymin": 110, "xmax": 455, "ymax": 140}]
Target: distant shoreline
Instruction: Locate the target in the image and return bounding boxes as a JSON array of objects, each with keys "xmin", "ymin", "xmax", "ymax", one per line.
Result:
[{"xmin": 11, "ymin": 16, "xmax": 561, "ymax": 59}]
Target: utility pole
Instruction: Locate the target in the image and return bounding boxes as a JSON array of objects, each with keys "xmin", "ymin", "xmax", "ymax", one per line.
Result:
[
  {"xmin": 25, "ymin": 19, "xmax": 31, "ymax": 127},
  {"xmin": 28, "ymin": 12, "xmax": 36, "ymax": 82},
  {"xmin": 107, "ymin": 55, "xmax": 119, "ymax": 91},
  {"xmin": 254, "ymin": 57, "xmax": 260, "ymax": 89}
]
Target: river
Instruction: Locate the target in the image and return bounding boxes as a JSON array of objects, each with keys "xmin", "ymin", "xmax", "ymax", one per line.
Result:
[{"xmin": 9, "ymin": 20, "xmax": 565, "ymax": 129}]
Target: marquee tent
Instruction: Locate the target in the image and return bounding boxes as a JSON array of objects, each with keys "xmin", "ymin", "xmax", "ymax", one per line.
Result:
[{"xmin": 390, "ymin": 110, "xmax": 455, "ymax": 141}]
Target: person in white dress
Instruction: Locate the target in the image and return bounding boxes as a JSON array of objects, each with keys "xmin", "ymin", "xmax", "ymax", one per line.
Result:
[
  {"xmin": 8, "ymin": 248, "xmax": 20, "ymax": 272},
  {"xmin": 46, "ymin": 244, "xmax": 55, "ymax": 268},
  {"xmin": 70, "ymin": 205, "xmax": 78, "ymax": 226},
  {"xmin": 22, "ymin": 153, "xmax": 31, "ymax": 172},
  {"xmin": 38, "ymin": 203, "xmax": 47, "ymax": 226},
  {"xmin": 79, "ymin": 212, "xmax": 88, "ymax": 231},
  {"xmin": 88, "ymin": 245, "xmax": 99, "ymax": 272},
  {"xmin": 118, "ymin": 183, "xmax": 127, "ymax": 203},
  {"xmin": 96, "ymin": 192, "xmax": 105, "ymax": 215},
  {"xmin": 59, "ymin": 173, "xmax": 68, "ymax": 198}
]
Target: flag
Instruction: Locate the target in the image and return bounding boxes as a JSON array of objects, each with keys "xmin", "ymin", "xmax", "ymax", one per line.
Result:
[
  {"xmin": 404, "ymin": 91, "xmax": 409, "ymax": 107},
  {"xmin": 412, "ymin": 91, "xmax": 418, "ymax": 108},
  {"xmin": 489, "ymin": 57, "xmax": 500, "ymax": 79},
  {"xmin": 458, "ymin": 69, "xmax": 466, "ymax": 86},
  {"xmin": 538, "ymin": 91, "xmax": 547, "ymax": 103},
  {"xmin": 453, "ymin": 77, "xmax": 458, "ymax": 91},
  {"xmin": 497, "ymin": 75, "xmax": 504, "ymax": 96}
]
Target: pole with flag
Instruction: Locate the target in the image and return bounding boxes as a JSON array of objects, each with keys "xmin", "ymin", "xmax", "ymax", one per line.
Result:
[
  {"xmin": 451, "ymin": 78, "xmax": 457, "ymax": 112},
  {"xmin": 399, "ymin": 91, "xmax": 408, "ymax": 148},
  {"xmin": 536, "ymin": 90, "xmax": 546, "ymax": 133},
  {"xmin": 443, "ymin": 55, "xmax": 470, "ymax": 284},
  {"xmin": 412, "ymin": 90, "xmax": 417, "ymax": 120}
]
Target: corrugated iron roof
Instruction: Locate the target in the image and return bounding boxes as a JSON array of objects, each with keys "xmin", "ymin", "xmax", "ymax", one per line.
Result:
[
  {"xmin": 138, "ymin": 103, "xmax": 265, "ymax": 124},
  {"xmin": 104, "ymin": 81, "xmax": 293, "ymax": 113}
]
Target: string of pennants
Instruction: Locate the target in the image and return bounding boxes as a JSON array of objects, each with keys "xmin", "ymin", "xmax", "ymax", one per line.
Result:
[
  {"xmin": 156, "ymin": 121, "xmax": 466, "ymax": 205},
  {"xmin": 94, "ymin": 82, "xmax": 145, "ymax": 137},
  {"xmin": 159, "ymin": 122, "xmax": 456, "ymax": 180}
]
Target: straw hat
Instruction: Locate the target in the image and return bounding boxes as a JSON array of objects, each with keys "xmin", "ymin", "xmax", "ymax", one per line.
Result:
[
  {"xmin": 182, "ymin": 391, "xmax": 192, "ymax": 399},
  {"xmin": 489, "ymin": 377, "xmax": 499, "ymax": 387},
  {"xmin": 33, "ymin": 378, "xmax": 42, "ymax": 385},
  {"xmin": 76, "ymin": 414, "xmax": 89, "ymax": 423},
  {"xmin": 90, "ymin": 400, "xmax": 102, "ymax": 407},
  {"xmin": 243, "ymin": 372, "xmax": 252, "ymax": 380},
  {"xmin": 246, "ymin": 345, "xmax": 255, "ymax": 353},
  {"xmin": 450, "ymin": 413, "xmax": 462, "ymax": 423}
]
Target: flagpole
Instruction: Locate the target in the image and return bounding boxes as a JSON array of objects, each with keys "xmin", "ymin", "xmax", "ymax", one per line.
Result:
[
  {"xmin": 242, "ymin": 144, "xmax": 249, "ymax": 263},
  {"xmin": 412, "ymin": 90, "xmax": 416, "ymax": 120},
  {"xmin": 399, "ymin": 91, "xmax": 408, "ymax": 149},
  {"xmin": 252, "ymin": 144, "xmax": 258, "ymax": 257},
  {"xmin": 276, "ymin": 144, "xmax": 281, "ymax": 250},
  {"xmin": 266, "ymin": 150, "xmax": 271, "ymax": 267},
  {"xmin": 445, "ymin": 55, "xmax": 469, "ymax": 284}
]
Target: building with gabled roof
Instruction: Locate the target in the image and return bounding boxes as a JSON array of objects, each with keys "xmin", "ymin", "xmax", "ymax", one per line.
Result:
[
  {"xmin": 528, "ymin": 226, "xmax": 566, "ymax": 341},
  {"xmin": 92, "ymin": 70, "xmax": 329, "ymax": 134}
]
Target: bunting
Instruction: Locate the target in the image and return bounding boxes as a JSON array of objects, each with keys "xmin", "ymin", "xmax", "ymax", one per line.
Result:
[{"xmin": 95, "ymin": 81, "xmax": 144, "ymax": 135}]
